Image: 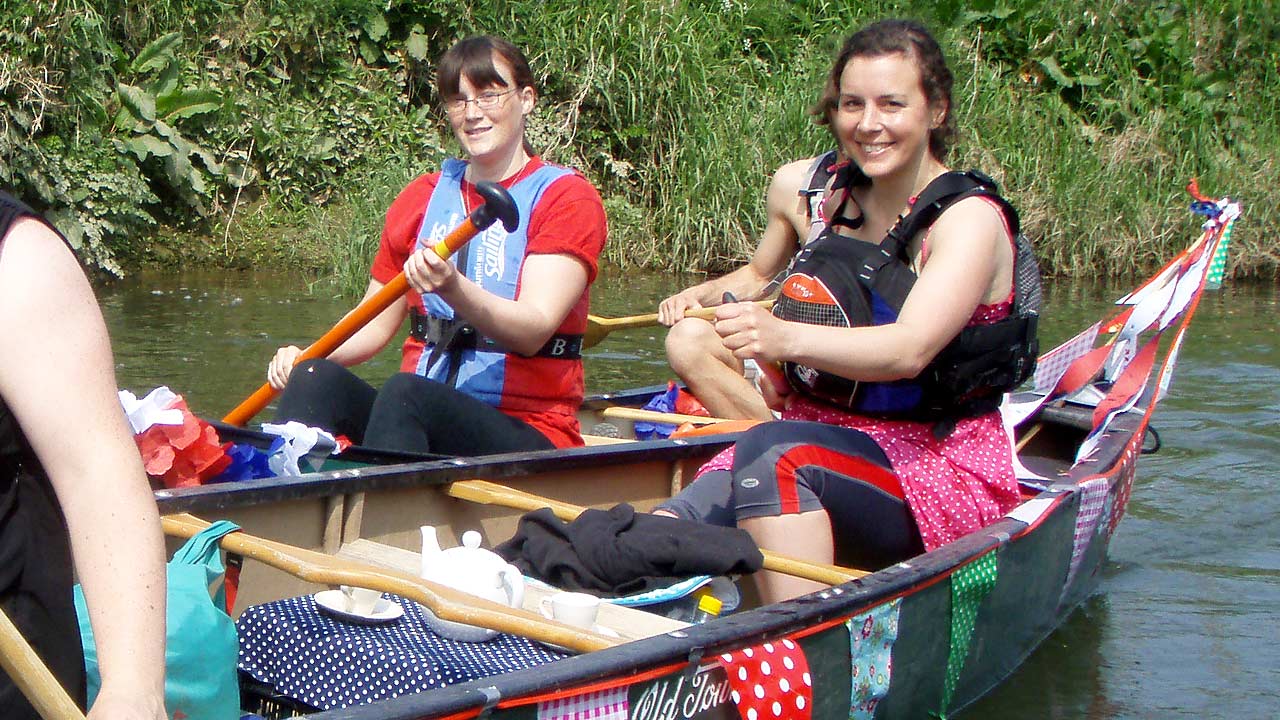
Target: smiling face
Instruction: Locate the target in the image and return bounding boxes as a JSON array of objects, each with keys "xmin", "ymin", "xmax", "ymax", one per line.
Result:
[
  {"xmin": 831, "ymin": 52, "xmax": 947, "ymax": 181},
  {"xmin": 444, "ymin": 54, "xmax": 535, "ymax": 173}
]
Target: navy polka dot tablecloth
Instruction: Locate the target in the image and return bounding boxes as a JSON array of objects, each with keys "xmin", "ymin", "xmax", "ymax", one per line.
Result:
[{"xmin": 237, "ymin": 594, "xmax": 568, "ymax": 710}]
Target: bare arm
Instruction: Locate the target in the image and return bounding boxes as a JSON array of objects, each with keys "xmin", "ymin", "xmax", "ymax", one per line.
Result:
[
  {"xmin": 0, "ymin": 219, "xmax": 166, "ymax": 719},
  {"xmin": 403, "ymin": 251, "xmax": 588, "ymax": 357},
  {"xmin": 715, "ymin": 196, "xmax": 1011, "ymax": 381},
  {"xmin": 657, "ymin": 158, "xmax": 812, "ymax": 325},
  {"xmin": 268, "ymin": 277, "xmax": 408, "ymax": 389}
]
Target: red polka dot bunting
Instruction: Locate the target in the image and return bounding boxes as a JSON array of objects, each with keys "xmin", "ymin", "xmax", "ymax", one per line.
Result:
[{"xmin": 718, "ymin": 637, "xmax": 813, "ymax": 720}]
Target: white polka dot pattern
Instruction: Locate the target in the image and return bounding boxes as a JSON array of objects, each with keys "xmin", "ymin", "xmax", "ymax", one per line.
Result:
[
  {"xmin": 718, "ymin": 634, "xmax": 813, "ymax": 720},
  {"xmin": 237, "ymin": 594, "xmax": 565, "ymax": 711}
]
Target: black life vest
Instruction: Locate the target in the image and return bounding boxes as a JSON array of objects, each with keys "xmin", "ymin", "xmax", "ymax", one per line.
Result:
[{"xmin": 774, "ymin": 170, "xmax": 1041, "ymax": 427}]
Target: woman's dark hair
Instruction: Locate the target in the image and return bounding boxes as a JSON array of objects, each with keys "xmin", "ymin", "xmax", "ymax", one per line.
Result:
[
  {"xmin": 435, "ymin": 35, "xmax": 535, "ymax": 99},
  {"xmin": 812, "ymin": 19, "xmax": 956, "ymax": 161},
  {"xmin": 435, "ymin": 35, "xmax": 537, "ymax": 155}
]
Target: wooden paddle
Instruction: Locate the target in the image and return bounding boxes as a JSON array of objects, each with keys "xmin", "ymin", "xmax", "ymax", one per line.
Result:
[
  {"xmin": 160, "ymin": 513, "xmax": 620, "ymax": 653},
  {"xmin": 222, "ymin": 181, "xmax": 519, "ymax": 426},
  {"xmin": 583, "ymin": 299, "xmax": 774, "ymax": 350},
  {"xmin": 600, "ymin": 406, "xmax": 733, "ymax": 426},
  {"xmin": 0, "ymin": 606, "xmax": 84, "ymax": 719},
  {"xmin": 446, "ymin": 479, "xmax": 867, "ymax": 586}
]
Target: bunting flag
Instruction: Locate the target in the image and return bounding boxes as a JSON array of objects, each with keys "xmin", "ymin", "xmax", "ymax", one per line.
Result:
[
  {"xmin": 1105, "ymin": 435, "xmax": 1143, "ymax": 537},
  {"xmin": 719, "ymin": 636, "xmax": 813, "ymax": 720},
  {"xmin": 537, "ymin": 686, "xmax": 629, "ymax": 720},
  {"xmin": 848, "ymin": 599, "xmax": 901, "ymax": 720},
  {"xmin": 940, "ymin": 551, "xmax": 999, "ymax": 715},
  {"xmin": 1058, "ymin": 478, "xmax": 1110, "ymax": 607},
  {"xmin": 1033, "ymin": 321, "xmax": 1101, "ymax": 394},
  {"xmin": 1205, "ymin": 215, "xmax": 1235, "ymax": 290}
]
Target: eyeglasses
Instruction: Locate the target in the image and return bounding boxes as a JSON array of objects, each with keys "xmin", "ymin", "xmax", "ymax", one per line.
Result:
[{"xmin": 443, "ymin": 89, "xmax": 516, "ymax": 115}]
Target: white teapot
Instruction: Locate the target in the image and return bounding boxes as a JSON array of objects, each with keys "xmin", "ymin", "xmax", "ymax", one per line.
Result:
[{"xmin": 418, "ymin": 525, "xmax": 525, "ymax": 642}]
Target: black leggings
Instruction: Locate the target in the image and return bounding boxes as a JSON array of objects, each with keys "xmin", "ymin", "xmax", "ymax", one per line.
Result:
[
  {"xmin": 273, "ymin": 359, "xmax": 555, "ymax": 456},
  {"xmin": 657, "ymin": 420, "xmax": 924, "ymax": 569}
]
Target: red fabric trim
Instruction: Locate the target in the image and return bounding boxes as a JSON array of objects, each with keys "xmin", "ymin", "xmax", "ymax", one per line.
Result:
[{"xmin": 774, "ymin": 445, "xmax": 905, "ymax": 514}]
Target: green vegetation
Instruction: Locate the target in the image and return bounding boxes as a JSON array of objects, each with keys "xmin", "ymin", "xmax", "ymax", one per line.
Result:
[{"xmin": 2, "ymin": 0, "xmax": 1275, "ymax": 289}]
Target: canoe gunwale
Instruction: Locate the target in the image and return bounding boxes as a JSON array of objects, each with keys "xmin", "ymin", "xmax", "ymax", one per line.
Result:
[{"xmin": 154, "ymin": 432, "xmax": 738, "ymax": 516}]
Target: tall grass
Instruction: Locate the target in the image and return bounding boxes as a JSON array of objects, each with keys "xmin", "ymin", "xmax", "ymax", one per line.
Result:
[{"xmin": 5, "ymin": 0, "xmax": 1276, "ymax": 288}]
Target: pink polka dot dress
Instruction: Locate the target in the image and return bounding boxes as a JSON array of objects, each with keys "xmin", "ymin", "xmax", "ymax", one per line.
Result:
[{"xmin": 693, "ymin": 300, "xmax": 1022, "ymax": 552}]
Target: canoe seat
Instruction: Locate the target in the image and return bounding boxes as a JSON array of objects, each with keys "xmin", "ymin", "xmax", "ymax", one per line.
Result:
[{"xmin": 336, "ymin": 538, "xmax": 689, "ymax": 641}]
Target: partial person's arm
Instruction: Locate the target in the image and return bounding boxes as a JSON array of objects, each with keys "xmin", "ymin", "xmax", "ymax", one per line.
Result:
[
  {"xmin": 657, "ymin": 158, "xmax": 812, "ymax": 326},
  {"xmin": 0, "ymin": 219, "xmax": 167, "ymax": 719},
  {"xmin": 406, "ymin": 252, "xmax": 588, "ymax": 356},
  {"xmin": 267, "ymin": 278, "xmax": 407, "ymax": 389},
  {"xmin": 714, "ymin": 196, "xmax": 1012, "ymax": 382},
  {"xmin": 403, "ymin": 184, "xmax": 606, "ymax": 357}
]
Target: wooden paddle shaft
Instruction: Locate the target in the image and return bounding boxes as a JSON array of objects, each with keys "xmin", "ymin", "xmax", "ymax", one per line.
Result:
[
  {"xmin": 0, "ymin": 606, "xmax": 84, "ymax": 720},
  {"xmin": 600, "ymin": 406, "xmax": 731, "ymax": 426},
  {"xmin": 583, "ymin": 299, "xmax": 775, "ymax": 349},
  {"xmin": 222, "ymin": 217, "xmax": 480, "ymax": 426},
  {"xmin": 447, "ymin": 479, "xmax": 867, "ymax": 586},
  {"xmin": 160, "ymin": 513, "xmax": 618, "ymax": 653}
]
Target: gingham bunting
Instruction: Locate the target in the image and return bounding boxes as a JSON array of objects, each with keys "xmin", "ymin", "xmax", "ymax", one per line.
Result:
[
  {"xmin": 1106, "ymin": 437, "xmax": 1142, "ymax": 537},
  {"xmin": 1058, "ymin": 478, "xmax": 1109, "ymax": 606},
  {"xmin": 537, "ymin": 686, "xmax": 629, "ymax": 720},
  {"xmin": 1033, "ymin": 321, "xmax": 1100, "ymax": 394}
]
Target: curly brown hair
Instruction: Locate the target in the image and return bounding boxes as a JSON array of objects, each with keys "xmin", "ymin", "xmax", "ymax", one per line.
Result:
[{"xmin": 811, "ymin": 19, "xmax": 956, "ymax": 161}]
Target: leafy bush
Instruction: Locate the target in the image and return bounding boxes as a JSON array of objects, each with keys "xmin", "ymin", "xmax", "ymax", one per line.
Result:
[{"xmin": 1, "ymin": 0, "xmax": 1274, "ymax": 282}]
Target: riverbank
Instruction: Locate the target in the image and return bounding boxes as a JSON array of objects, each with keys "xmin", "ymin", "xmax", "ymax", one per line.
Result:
[{"xmin": 7, "ymin": 1, "xmax": 1276, "ymax": 287}]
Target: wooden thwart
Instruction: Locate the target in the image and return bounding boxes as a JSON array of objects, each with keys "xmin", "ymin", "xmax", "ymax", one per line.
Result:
[
  {"xmin": 446, "ymin": 479, "xmax": 868, "ymax": 586},
  {"xmin": 160, "ymin": 513, "xmax": 623, "ymax": 654}
]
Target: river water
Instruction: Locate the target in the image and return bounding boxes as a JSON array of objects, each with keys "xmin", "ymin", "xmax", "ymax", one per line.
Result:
[{"xmin": 98, "ymin": 266, "xmax": 1278, "ymax": 718}]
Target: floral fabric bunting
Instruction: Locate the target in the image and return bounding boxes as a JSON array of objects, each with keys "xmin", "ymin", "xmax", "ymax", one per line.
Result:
[{"xmin": 848, "ymin": 599, "xmax": 901, "ymax": 719}]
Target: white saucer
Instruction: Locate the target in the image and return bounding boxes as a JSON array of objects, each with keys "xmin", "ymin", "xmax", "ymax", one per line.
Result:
[
  {"xmin": 541, "ymin": 624, "xmax": 621, "ymax": 653},
  {"xmin": 313, "ymin": 590, "xmax": 404, "ymax": 624}
]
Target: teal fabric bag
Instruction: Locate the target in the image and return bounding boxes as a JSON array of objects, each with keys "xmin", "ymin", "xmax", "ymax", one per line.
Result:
[{"xmin": 74, "ymin": 520, "xmax": 241, "ymax": 720}]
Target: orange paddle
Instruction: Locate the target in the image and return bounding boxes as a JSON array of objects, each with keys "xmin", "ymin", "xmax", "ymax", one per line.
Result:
[{"xmin": 222, "ymin": 182, "xmax": 519, "ymax": 426}]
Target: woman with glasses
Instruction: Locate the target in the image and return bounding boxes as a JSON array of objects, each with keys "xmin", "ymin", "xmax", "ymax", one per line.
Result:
[
  {"xmin": 655, "ymin": 19, "xmax": 1039, "ymax": 602},
  {"xmin": 266, "ymin": 35, "xmax": 607, "ymax": 456}
]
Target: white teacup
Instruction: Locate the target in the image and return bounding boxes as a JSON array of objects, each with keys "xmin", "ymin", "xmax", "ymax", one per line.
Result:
[
  {"xmin": 340, "ymin": 585, "xmax": 382, "ymax": 615},
  {"xmin": 539, "ymin": 591, "xmax": 599, "ymax": 629}
]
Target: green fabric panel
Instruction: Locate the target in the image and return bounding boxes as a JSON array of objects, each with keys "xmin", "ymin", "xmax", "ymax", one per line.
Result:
[
  {"xmin": 1207, "ymin": 218, "xmax": 1234, "ymax": 289},
  {"xmin": 941, "ymin": 550, "xmax": 1000, "ymax": 715}
]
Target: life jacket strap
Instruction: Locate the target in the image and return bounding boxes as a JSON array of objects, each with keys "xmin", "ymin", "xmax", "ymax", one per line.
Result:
[{"xmin": 410, "ymin": 310, "xmax": 583, "ymax": 360}]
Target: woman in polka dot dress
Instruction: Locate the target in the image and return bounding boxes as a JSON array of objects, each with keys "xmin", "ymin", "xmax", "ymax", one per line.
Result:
[{"xmin": 656, "ymin": 20, "xmax": 1030, "ymax": 602}]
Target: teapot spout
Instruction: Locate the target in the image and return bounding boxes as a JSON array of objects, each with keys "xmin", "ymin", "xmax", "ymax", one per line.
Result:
[{"xmin": 420, "ymin": 525, "xmax": 442, "ymax": 577}]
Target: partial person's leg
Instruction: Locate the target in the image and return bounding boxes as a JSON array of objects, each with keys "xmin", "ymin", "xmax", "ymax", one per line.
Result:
[
  {"xmin": 652, "ymin": 469, "xmax": 736, "ymax": 527},
  {"xmin": 272, "ymin": 359, "xmax": 378, "ymax": 443},
  {"xmin": 665, "ymin": 317, "xmax": 773, "ymax": 421},
  {"xmin": 731, "ymin": 421, "xmax": 921, "ymax": 602},
  {"xmin": 363, "ymin": 373, "xmax": 555, "ymax": 456}
]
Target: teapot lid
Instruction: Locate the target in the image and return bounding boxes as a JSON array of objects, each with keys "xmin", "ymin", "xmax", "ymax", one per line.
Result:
[{"xmin": 424, "ymin": 530, "xmax": 508, "ymax": 576}]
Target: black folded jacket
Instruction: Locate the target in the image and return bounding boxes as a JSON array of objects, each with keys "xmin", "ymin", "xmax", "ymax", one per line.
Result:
[{"xmin": 495, "ymin": 503, "xmax": 764, "ymax": 597}]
